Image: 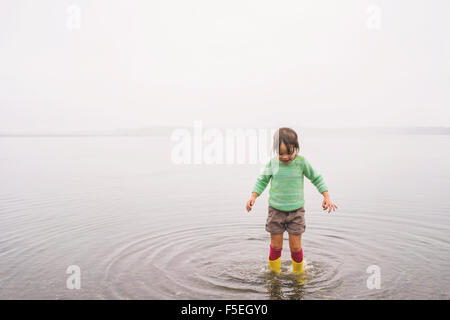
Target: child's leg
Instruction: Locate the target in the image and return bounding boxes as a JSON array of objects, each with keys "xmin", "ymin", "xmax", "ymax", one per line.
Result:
[
  {"xmin": 288, "ymin": 233, "xmax": 303, "ymax": 273},
  {"xmin": 268, "ymin": 233, "xmax": 283, "ymax": 273},
  {"xmin": 270, "ymin": 233, "xmax": 283, "ymax": 250},
  {"xmin": 288, "ymin": 233, "xmax": 302, "ymax": 254}
]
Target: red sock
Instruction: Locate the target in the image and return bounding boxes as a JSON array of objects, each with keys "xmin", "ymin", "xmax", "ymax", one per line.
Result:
[
  {"xmin": 269, "ymin": 245, "xmax": 282, "ymax": 260},
  {"xmin": 291, "ymin": 248, "xmax": 303, "ymax": 263}
]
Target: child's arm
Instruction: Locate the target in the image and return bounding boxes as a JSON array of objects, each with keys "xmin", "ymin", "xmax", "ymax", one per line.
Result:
[
  {"xmin": 246, "ymin": 160, "xmax": 272, "ymax": 212},
  {"xmin": 303, "ymin": 158, "xmax": 338, "ymax": 213}
]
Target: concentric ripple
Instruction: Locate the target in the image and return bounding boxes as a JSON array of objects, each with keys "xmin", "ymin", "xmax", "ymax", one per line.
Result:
[{"xmin": 98, "ymin": 219, "xmax": 387, "ymax": 299}]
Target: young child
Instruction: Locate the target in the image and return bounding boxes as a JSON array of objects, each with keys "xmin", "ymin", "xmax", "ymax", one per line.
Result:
[{"xmin": 246, "ymin": 127, "xmax": 337, "ymax": 274}]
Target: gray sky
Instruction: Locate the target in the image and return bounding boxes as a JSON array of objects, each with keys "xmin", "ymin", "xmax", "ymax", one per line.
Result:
[{"xmin": 1, "ymin": 0, "xmax": 449, "ymax": 133}]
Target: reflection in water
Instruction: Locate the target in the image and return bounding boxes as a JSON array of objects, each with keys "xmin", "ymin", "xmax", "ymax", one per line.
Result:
[
  {"xmin": 266, "ymin": 273, "xmax": 284, "ymax": 300},
  {"xmin": 265, "ymin": 268, "xmax": 307, "ymax": 300},
  {"xmin": 267, "ymin": 272, "xmax": 305, "ymax": 300},
  {"xmin": 288, "ymin": 275, "xmax": 306, "ymax": 300}
]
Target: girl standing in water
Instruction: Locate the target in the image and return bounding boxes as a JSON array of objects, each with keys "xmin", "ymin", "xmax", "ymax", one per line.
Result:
[{"xmin": 246, "ymin": 128, "xmax": 338, "ymax": 274}]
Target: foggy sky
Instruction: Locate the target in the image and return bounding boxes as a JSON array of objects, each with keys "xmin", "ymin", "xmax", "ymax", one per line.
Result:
[{"xmin": 1, "ymin": 0, "xmax": 449, "ymax": 133}]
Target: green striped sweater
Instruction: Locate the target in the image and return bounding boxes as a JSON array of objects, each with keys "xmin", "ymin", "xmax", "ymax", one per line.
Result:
[{"xmin": 252, "ymin": 155, "xmax": 328, "ymax": 212}]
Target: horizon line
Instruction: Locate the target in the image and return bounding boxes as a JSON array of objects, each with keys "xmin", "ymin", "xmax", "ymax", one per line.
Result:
[{"xmin": 1, "ymin": 125, "xmax": 450, "ymax": 136}]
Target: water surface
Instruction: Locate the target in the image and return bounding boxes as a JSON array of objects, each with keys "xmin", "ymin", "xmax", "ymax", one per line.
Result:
[{"xmin": 0, "ymin": 134, "xmax": 449, "ymax": 299}]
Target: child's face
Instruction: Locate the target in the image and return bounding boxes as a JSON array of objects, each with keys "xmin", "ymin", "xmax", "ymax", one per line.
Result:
[{"xmin": 278, "ymin": 142, "xmax": 295, "ymax": 164}]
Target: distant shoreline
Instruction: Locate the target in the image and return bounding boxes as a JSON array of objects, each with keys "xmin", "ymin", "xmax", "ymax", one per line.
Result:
[{"xmin": 1, "ymin": 126, "xmax": 449, "ymax": 137}]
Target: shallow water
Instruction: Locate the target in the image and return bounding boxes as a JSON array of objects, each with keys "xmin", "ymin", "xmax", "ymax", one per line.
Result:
[{"xmin": 0, "ymin": 134, "xmax": 449, "ymax": 299}]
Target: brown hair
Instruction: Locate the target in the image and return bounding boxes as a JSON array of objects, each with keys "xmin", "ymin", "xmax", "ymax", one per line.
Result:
[{"xmin": 273, "ymin": 127, "xmax": 300, "ymax": 155}]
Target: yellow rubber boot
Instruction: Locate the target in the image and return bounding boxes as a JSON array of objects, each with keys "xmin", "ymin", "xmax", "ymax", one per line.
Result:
[
  {"xmin": 291, "ymin": 258, "xmax": 304, "ymax": 274},
  {"xmin": 268, "ymin": 257, "xmax": 281, "ymax": 274}
]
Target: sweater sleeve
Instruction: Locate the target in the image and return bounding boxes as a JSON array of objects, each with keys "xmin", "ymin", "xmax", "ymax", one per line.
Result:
[
  {"xmin": 252, "ymin": 160, "xmax": 273, "ymax": 195},
  {"xmin": 303, "ymin": 158, "xmax": 328, "ymax": 194}
]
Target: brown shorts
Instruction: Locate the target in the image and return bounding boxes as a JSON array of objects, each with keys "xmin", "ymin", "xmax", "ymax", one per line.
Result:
[{"xmin": 265, "ymin": 205, "xmax": 306, "ymax": 235}]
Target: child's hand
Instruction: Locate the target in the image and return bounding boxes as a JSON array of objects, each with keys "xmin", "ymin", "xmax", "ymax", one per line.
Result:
[
  {"xmin": 322, "ymin": 191, "xmax": 338, "ymax": 213},
  {"xmin": 246, "ymin": 193, "xmax": 258, "ymax": 212},
  {"xmin": 322, "ymin": 197, "xmax": 338, "ymax": 213},
  {"xmin": 246, "ymin": 198, "xmax": 255, "ymax": 212}
]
